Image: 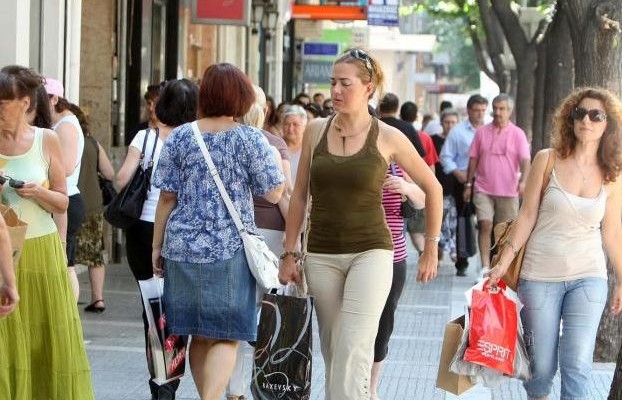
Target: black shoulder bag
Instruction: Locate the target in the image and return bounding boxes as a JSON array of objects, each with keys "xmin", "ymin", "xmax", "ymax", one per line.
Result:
[
  {"xmin": 88, "ymin": 135, "xmax": 117, "ymax": 206},
  {"xmin": 104, "ymin": 128, "xmax": 159, "ymax": 229}
]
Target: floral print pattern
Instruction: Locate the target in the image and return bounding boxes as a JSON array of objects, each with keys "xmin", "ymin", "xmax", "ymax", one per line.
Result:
[{"xmin": 153, "ymin": 122, "xmax": 284, "ymax": 263}]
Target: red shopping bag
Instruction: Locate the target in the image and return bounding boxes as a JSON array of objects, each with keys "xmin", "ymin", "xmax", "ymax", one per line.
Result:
[{"xmin": 464, "ymin": 280, "xmax": 517, "ymax": 376}]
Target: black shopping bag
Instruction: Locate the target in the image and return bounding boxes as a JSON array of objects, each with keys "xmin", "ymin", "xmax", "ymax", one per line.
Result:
[
  {"xmin": 251, "ymin": 292, "xmax": 314, "ymax": 400},
  {"xmin": 457, "ymin": 203, "xmax": 477, "ymax": 258},
  {"xmin": 138, "ymin": 277, "xmax": 188, "ymax": 384}
]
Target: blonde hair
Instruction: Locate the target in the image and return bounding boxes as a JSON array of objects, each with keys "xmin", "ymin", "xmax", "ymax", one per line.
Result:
[
  {"xmin": 241, "ymin": 102, "xmax": 265, "ymax": 128},
  {"xmin": 334, "ymin": 48, "xmax": 385, "ymax": 101}
]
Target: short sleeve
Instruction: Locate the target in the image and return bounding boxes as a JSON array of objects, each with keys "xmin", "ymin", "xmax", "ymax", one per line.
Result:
[
  {"xmin": 152, "ymin": 126, "xmax": 183, "ymax": 193},
  {"xmin": 129, "ymin": 129, "xmax": 147, "ymax": 151},
  {"xmin": 263, "ymin": 131, "xmax": 290, "ymax": 162},
  {"xmin": 469, "ymin": 130, "xmax": 481, "ymax": 158},
  {"xmin": 242, "ymin": 128, "xmax": 285, "ymax": 196},
  {"xmin": 517, "ymin": 130, "xmax": 531, "ymax": 160}
]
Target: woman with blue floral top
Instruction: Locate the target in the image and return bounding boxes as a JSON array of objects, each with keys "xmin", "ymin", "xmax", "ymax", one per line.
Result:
[{"xmin": 152, "ymin": 63, "xmax": 285, "ymax": 399}]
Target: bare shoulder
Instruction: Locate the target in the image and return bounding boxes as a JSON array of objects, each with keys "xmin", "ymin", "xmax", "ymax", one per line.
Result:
[
  {"xmin": 533, "ymin": 148, "xmax": 554, "ymax": 168},
  {"xmin": 377, "ymin": 119, "xmax": 408, "ymax": 145},
  {"xmin": 41, "ymin": 128, "xmax": 61, "ymax": 145},
  {"xmin": 303, "ymin": 117, "xmax": 330, "ymax": 146},
  {"xmin": 605, "ymin": 174, "xmax": 622, "ymax": 198}
]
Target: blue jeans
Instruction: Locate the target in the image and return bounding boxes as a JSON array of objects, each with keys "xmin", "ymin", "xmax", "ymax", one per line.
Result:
[{"xmin": 518, "ymin": 278, "xmax": 607, "ymax": 400}]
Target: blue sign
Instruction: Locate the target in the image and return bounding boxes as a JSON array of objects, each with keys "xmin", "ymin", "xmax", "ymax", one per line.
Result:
[
  {"xmin": 367, "ymin": 0, "xmax": 399, "ymax": 27},
  {"xmin": 303, "ymin": 42, "xmax": 340, "ymax": 57},
  {"xmin": 303, "ymin": 60, "xmax": 334, "ymax": 84}
]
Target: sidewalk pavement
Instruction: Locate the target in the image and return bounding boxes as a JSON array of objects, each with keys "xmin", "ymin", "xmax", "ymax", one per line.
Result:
[{"xmin": 79, "ymin": 243, "xmax": 615, "ymax": 400}]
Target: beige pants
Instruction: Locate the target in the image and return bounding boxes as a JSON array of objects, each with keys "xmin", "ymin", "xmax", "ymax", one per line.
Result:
[{"xmin": 305, "ymin": 249, "xmax": 393, "ymax": 400}]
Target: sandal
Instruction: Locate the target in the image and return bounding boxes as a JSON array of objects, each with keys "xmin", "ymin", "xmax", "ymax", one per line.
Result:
[{"xmin": 84, "ymin": 299, "xmax": 106, "ymax": 313}]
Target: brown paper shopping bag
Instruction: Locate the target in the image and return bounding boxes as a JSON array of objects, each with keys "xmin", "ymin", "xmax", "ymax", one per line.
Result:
[
  {"xmin": 0, "ymin": 204, "xmax": 28, "ymax": 268},
  {"xmin": 436, "ymin": 315, "xmax": 475, "ymax": 395}
]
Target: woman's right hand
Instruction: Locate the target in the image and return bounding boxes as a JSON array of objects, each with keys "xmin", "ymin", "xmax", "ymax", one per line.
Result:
[
  {"xmin": 0, "ymin": 283, "xmax": 19, "ymax": 317},
  {"xmin": 278, "ymin": 256, "xmax": 300, "ymax": 285},
  {"xmin": 152, "ymin": 248, "xmax": 164, "ymax": 277}
]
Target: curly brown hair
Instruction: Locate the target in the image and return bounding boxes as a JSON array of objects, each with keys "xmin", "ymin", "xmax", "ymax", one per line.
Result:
[{"xmin": 550, "ymin": 87, "xmax": 622, "ymax": 183}]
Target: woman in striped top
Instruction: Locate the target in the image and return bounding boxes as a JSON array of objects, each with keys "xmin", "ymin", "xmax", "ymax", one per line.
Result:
[{"xmin": 370, "ymin": 162, "xmax": 425, "ymax": 400}]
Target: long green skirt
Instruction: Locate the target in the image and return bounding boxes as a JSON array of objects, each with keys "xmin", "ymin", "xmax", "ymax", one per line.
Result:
[{"xmin": 0, "ymin": 232, "xmax": 94, "ymax": 400}]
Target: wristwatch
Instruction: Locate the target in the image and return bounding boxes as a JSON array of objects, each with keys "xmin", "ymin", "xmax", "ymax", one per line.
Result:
[
  {"xmin": 464, "ymin": 182, "xmax": 473, "ymax": 188},
  {"xmin": 425, "ymin": 235, "xmax": 441, "ymax": 243}
]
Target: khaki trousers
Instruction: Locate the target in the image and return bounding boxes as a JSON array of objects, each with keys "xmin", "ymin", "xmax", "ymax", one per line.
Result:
[{"xmin": 305, "ymin": 249, "xmax": 393, "ymax": 400}]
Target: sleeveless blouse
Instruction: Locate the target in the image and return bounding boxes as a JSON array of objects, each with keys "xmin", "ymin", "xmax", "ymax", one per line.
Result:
[
  {"xmin": 78, "ymin": 136, "xmax": 103, "ymax": 215},
  {"xmin": 308, "ymin": 116, "xmax": 393, "ymax": 254},
  {"xmin": 0, "ymin": 128, "xmax": 58, "ymax": 238},
  {"xmin": 52, "ymin": 114, "xmax": 84, "ymax": 196},
  {"xmin": 521, "ymin": 169, "xmax": 607, "ymax": 281}
]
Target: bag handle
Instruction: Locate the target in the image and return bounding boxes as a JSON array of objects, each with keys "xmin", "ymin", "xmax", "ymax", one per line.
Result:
[
  {"xmin": 143, "ymin": 128, "xmax": 160, "ymax": 170},
  {"xmin": 190, "ymin": 121, "xmax": 247, "ymax": 234},
  {"xmin": 540, "ymin": 148, "xmax": 556, "ymax": 201}
]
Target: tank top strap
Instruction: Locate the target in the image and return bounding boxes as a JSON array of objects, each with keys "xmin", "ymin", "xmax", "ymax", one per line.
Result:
[
  {"xmin": 316, "ymin": 114, "xmax": 337, "ymax": 153},
  {"xmin": 33, "ymin": 127, "xmax": 46, "ymax": 162},
  {"xmin": 363, "ymin": 116, "xmax": 380, "ymax": 150}
]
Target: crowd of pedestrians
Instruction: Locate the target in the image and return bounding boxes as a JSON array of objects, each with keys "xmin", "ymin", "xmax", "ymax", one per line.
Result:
[{"xmin": 1, "ymin": 47, "xmax": 622, "ymax": 400}]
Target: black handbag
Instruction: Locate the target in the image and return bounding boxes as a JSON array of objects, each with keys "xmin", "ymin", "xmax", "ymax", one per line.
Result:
[
  {"xmin": 99, "ymin": 176, "xmax": 116, "ymax": 206},
  {"xmin": 104, "ymin": 129, "xmax": 159, "ymax": 229},
  {"xmin": 389, "ymin": 163, "xmax": 416, "ymax": 218},
  {"xmin": 88, "ymin": 136, "xmax": 117, "ymax": 206},
  {"xmin": 456, "ymin": 202, "xmax": 477, "ymax": 258}
]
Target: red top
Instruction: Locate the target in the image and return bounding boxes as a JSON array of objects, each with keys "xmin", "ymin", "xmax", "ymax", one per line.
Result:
[{"xmin": 418, "ymin": 131, "xmax": 439, "ymax": 167}]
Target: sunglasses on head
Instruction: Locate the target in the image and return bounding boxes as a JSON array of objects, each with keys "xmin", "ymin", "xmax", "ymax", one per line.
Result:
[
  {"xmin": 571, "ymin": 107, "xmax": 607, "ymax": 123},
  {"xmin": 349, "ymin": 49, "xmax": 374, "ymax": 80},
  {"xmin": 0, "ymin": 175, "xmax": 25, "ymax": 188}
]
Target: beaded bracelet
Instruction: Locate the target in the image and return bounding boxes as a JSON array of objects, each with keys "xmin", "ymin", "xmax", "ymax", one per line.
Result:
[
  {"xmin": 505, "ymin": 239, "xmax": 520, "ymax": 257},
  {"xmin": 279, "ymin": 250, "xmax": 302, "ymax": 261}
]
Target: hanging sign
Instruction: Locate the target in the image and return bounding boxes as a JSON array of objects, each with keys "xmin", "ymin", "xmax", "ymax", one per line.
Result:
[
  {"xmin": 367, "ymin": 0, "xmax": 399, "ymax": 27},
  {"xmin": 192, "ymin": 0, "xmax": 251, "ymax": 26}
]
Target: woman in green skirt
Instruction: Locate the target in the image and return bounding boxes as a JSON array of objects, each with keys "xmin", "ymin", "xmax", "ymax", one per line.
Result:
[{"xmin": 0, "ymin": 66, "xmax": 94, "ymax": 399}]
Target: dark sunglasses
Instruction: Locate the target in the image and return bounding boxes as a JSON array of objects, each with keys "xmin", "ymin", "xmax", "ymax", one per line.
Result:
[
  {"xmin": 349, "ymin": 49, "xmax": 374, "ymax": 80},
  {"xmin": 571, "ymin": 107, "xmax": 607, "ymax": 123},
  {"xmin": 0, "ymin": 175, "xmax": 25, "ymax": 188}
]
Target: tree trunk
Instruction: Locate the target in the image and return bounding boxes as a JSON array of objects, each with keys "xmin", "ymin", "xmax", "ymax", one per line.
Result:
[
  {"xmin": 476, "ymin": 0, "xmax": 510, "ymax": 92},
  {"xmin": 566, "ymin": 0, "xmax": 622, "ymax": 366},
  {"xmin": 568, "ymin": 0, "xmax": 622, "ymax": 94},
  {"xmin": 532, "ymin": 1, "xmax": 574, "ymax": 153},
  {"xmin": 610, "ymin": 343, "xmax": 622, "ymax": 400},
  {"xmin": 491, "ymin": 0, "xmax": 545, "ymax": 140}
]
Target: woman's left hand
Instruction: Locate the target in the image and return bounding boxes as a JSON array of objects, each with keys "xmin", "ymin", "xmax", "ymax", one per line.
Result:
[
  {"xmin": 416, "ymin": 250, "xmax": 438, "ymax": 284},
  {"xmin": 13, "ymin": 182, "xmax": 39, "ymax": 199},
  {"xmin": 383, "ymin": 175, "xmax": 407, "ymax": 195},
  {"xmin": 611, "ymin": 283, "xmax": 622, "ymax": 315},
  {"xmin": 152, "ymin": 248, "xmax": 164, "ymax": 277}
]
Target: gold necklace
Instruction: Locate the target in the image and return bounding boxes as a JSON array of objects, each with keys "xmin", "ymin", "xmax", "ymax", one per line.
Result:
[
  {"xmin": 334, "ymin": 116, "xmax": 373, "ymax": 154},
  {"xmin": 573, "ymin": 156, "xmax": 588, "ymax": 184}
]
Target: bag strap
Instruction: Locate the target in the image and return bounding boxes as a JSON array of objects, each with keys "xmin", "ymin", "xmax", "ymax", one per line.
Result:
[
  {"xmin": 539, "ymin": 149, "xmax": 556, "ymax": 201},
  {"xmin": 144, "ymin": 128, "xmax": 160, "ymax": 169},
  {"xmin": 190, "ymin": 121, "xmax": 246, "ymax": 234}
]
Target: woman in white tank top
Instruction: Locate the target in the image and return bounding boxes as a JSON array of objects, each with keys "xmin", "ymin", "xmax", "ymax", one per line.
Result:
[
  {"xmin": 488, "ymin": 88, "xmax": 622, "ymax": 400},
  {"xmin": 45, "ymin": 78, "xmax": 85, "ymax": 302}
]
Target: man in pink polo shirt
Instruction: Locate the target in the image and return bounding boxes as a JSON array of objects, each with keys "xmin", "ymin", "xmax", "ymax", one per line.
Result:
[{"xmin": 463, "ymin": 94, "xmax": 531, "ymax": 274}]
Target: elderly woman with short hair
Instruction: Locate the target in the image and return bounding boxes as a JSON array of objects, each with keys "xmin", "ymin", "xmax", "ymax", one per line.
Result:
[{"xmin": 282, "ymin": 104, "xmax": 308, "ymax": 186}]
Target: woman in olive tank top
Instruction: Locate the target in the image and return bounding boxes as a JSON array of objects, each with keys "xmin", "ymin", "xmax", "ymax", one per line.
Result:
[{"xmin": 279, "ymin": 49, "xmax": 443, "ymax": 400}]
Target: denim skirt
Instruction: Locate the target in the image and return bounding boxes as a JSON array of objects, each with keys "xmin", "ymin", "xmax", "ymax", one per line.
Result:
[{"xmin": 162, "ymin": 249, "xmax": 257, "ymax": 341}]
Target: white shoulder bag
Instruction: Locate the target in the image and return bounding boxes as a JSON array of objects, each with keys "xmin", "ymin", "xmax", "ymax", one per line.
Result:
[{"xmin": 191, "ymin": 121, "xmax": 280, "ymax": 290}]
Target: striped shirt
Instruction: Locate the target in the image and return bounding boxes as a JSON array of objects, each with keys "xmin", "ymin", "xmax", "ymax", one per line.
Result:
[{"xmin": 383, "ymin": 164, "xmax": 407, "ymax": 262}]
